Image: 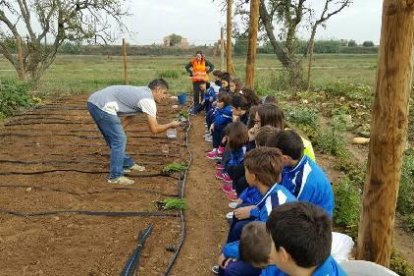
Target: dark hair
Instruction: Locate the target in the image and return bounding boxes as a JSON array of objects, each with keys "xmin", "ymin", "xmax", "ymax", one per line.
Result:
[
  {"xmin": 224, "ymin": 122, "xmax": 249, "ymax": 150},
  {"xmin": 262, "ymin": 95, "xmax": 278, "ymax": 105},
  {"xmin": 232, "ymin": 78, "xmax": 243, "ymax": 91},
  {"xmin": 266, "ymin": 129, "xmax": 304, "ymax": 160},
  {"xmin": 244, "ymin": 147, "xmax": 283, "ymax": 187},
  {"xmin": 212, "ymin": 69, "xmax": 223, "ymax": 77},
  {"xmin": 221, "ymin": 72, "xmax": 231, "ymax": 83},
  {"xmin": 266, "ymin": 202, "xmax": 332, "ymax": 268},
  {"xmin": 257, "ymin": 104, "xmax": 285, "ymax": 129},
  {"xmin": 196, "ymin": 50, "xmax": 203, "ymax": 55},
  {"xmin": 232, "ymin": 94, "xmax": 249, "ymax": 110},
  {"xmin": 217, "ymin": 91, "xmax": 232, "ymax": 106},
  {"xmin": 242, "ymin": 88, "xmax": 261, "ymax": 107},
  {"xmin": 255, "ymin": 126, "xmax": 279, "ymax": 147},
  {"xmin": 247, "ymin": 105, "xmax": 260, "ymax": 129},
  {"xmin": 240, "ymin": 222, "xmax": 271, "ymax": 266},
  {"xmin": 148, "ymin": 78, "xmax": 169, "ymax": 90}
]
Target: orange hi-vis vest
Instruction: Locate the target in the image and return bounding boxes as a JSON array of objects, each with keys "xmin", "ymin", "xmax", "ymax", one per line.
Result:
[{"xmin": 191, "ymin": 58, "xmax": 209, "ymax": 82}]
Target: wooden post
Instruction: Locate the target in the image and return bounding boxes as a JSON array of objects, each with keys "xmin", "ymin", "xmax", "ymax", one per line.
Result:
[
  {"xmin": 245, "ymin": 0, "xmax": 260, "ymax": 89},
  {"xmin": 356, "ymin": 0, "xmax": 414, "ymax": 266},
  {"xmin": 226, "ymin": 0, "xmax": 235, "ymax": 74},
  {"xmin": 220, "ymin": 27, "xmax": 225, "ymax": 71},
  {"xmin": 16, "ymin": 37, "xmax": 25, "ymax": 81},
  {"xmin": 122, "ymin": 38, "xmax": 128, "ymax": 85}
]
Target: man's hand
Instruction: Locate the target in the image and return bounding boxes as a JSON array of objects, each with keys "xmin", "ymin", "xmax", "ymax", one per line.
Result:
[{"xmin": 233, "ymin": 205, "xmax": 255, "ymax": 220}]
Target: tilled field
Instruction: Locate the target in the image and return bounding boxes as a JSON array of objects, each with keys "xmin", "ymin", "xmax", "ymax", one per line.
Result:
[{"xmin": 0, "ymin": 95, "xmax": 189, "ymax": 275}]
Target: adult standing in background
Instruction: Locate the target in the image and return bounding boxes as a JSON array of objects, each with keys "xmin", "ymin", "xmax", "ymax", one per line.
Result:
[
  {"xmin": 87, "ymin": 79, "xmax": 180, "ymax": 185},
  {"xmin": 185, "ymin": 50, "xmax": 215, "ymax": 114}
]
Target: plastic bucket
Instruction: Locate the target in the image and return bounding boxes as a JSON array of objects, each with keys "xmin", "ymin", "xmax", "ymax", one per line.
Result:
[
  {"xmin": 177, "ymin": 93, "xmax": 187, "ymax": 105},
  {"xmin": 340, "ymin": 260, "xmax": 399, "ymax": 275}
]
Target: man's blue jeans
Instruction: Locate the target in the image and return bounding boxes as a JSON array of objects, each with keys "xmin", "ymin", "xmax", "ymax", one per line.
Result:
[{"xmin": 87, "ymin": 102, "xmax": 135, "ymax": 179}]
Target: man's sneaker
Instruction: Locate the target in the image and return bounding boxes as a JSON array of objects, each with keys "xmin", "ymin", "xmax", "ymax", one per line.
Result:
[
  {"xmin": 124, "ymin": 164, "xmax": 145, "ymax": 173},
  {"xmin": 108, "ymin": 176, "xmax": 135, "ymax": 185}
]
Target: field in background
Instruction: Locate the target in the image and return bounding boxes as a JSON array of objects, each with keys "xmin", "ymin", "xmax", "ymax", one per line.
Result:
[{"xmin": 0, "ymin": 54, "xmax": 378, "ymax": 98}]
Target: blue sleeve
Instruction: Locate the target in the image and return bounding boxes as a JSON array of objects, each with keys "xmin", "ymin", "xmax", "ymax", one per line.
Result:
[
  {"xmin": 222, "ymin": 241, "xmax": 240, "ymax": 259},
  {"xmin": 214, "ymin": 110, "xmax": 232, "ymax": 128},
  {"xmin": 239, "ymin": 189, "xmax": 249, "ymax": 202},
  {"xmin": 250, "ymin": 207, "xmax": 260, "ymax": 218}
]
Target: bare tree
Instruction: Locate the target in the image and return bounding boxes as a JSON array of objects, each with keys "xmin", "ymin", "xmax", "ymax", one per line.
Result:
[
  {"xmin": 0, "ymin": 0, "xmax": 126, "ymax": 82},
  {"xmin": 305, "ymin": 0, "xmax": 352, "ymax": 91}
]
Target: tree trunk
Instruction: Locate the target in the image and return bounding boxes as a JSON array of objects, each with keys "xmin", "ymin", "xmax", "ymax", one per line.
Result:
[
  {"xmin": 356, "ymin": 0, "xmax": 414, "ymax": 267},
  {"xmin": 245, "ymin": 0, "xmax": 260, "ymax": 89},
  {"xmin": 16, "ymin": 37, "xmax": 26, "ymax": 81},
  {"xmin": 226, "ymin": 0, "xmax": 235, "ymax": 74},
  {"xmin": 306, "ymin": 26, "xmax": 317, "ymax": 91}
]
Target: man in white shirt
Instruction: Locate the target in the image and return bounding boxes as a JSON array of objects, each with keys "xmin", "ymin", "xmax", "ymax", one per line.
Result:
[{"xmin": 87, "ymin": 79, "xmax": 180, "ymax": 185}]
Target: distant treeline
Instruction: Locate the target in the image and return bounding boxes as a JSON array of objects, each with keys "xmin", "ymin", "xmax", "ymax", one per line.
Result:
[{"xmin": 54, "ymin": 39, "xmax": 377, "ymax": 56}]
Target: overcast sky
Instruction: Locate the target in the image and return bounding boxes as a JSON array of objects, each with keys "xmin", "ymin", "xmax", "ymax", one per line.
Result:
[{"xmin": 121, "ymin": 0, "xmax": 383, "ymax": 46}]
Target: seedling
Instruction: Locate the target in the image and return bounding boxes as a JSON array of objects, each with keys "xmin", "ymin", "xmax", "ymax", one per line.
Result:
[
  {"xmin": 156, "ymin": 198, "xmax": 186, "ymax": 210},
  {"xmin": 161, "ymin": 162, "xmax": 187, "ymax": 175},
  {"xmin": 178, "ymin": 110, "xmax": 189, "ymax": 119}
]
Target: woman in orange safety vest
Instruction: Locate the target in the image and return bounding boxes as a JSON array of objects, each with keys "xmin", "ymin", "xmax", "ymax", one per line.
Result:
[{"xmin": 185, "ymin": 50, "xmax": 214, "ymax": 114}]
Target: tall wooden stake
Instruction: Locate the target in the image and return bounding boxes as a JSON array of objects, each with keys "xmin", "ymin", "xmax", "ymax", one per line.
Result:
[
  {"xmin": 221, "ymin": 27, "xmax": 225, "ymax": 71},
  {"xmin": 357, "ymin": 0, "xmax": 414, "ymax": 266},
  {"xmin": 245, "ymin": 0, "xmax": 260, "ymax": 89},
  {"xmin": 122, "ymin": 38, "xmax": 128, "ymax": 85},
  {"xmin": 16, "ymin": 37, "xmax": 25, "ymax": 81},
  {"xmin": 226, "ymin": 0, "xmax": 235, "ymax": 74}
]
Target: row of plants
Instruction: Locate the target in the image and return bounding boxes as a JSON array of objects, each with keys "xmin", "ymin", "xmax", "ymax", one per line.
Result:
[{"xmin": 0, "ymin": 79, "xmax": 33, "ymax": 119}]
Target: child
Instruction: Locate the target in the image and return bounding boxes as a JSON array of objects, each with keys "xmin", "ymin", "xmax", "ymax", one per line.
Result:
[
  {"xmin": 207, "ymin": 92, "xmax": 233, "ymax": 159},
  {"xmin": 241, "ymin": 202, "xmax": 346, "ymax": 275},
  {"xmin": 231, "ymin": 94, "xmax": 249, "ymax": 125},
  {"xmin": 200, "ymin": 81, "xmax": 217, "ymax": 113},
  {"xmin": 266, "ymin": 129, "xmax": 334, "ymax": 216},
  {"xmin": 241, "ymin": 88, "xmax": 261, "ymax": 107},
  {"xmin": 216, "ymin": 148, "xmax": 297, "ymax": 276},
  {"xmin": 230, "ymin": 78, "xmax": 243, "ymax": 94},
  {"xmin": 218, "ymin": 122, "xmax": 249, "ymax": 201},
  {"xmin": 255, "ymin": 126, "xmax": 279, "ymax": 147},
  {"xmin": 211, "ymin": 69, "xmax": 223, "ymax": 93}
]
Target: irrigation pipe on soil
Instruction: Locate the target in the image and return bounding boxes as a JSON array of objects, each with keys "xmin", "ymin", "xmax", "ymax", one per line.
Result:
[{"xmin": 121, "ymin": 224, "xmax": 154, "ymax": 276}]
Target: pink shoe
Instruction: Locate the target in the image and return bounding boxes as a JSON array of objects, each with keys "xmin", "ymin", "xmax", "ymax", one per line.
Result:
[
  {"xmin": 216, "ymin": 164, "xmax": 225, "ymax": 170},
  {"xmin": 216, "ymin": 171, "xmax": 230, "ymax": 180},
  {"xmin": 225, "ymin": 190, "xmax": 238, "ymax": 201},
  {"xmin": 207, "ymin": 149, "xmax": 221, "ymax": 160},
  {"xmin": 217, "ymin": 146, "xmax": 225, "ymax": 155},
  {"xmin": 222, "ymin": 183, "xmax": 233, "ymax": 192}
]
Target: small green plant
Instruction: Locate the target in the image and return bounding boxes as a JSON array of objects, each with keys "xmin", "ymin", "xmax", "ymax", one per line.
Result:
[
  {"xmin": 162, "ymin": 198, "xmax": 186, "ymax": 210},
  {"xmin": 333, "ymin": 177, "xmax": 361, "ymax": 238},
  {"xmin": 178, "ymin": 110, "xmax": 189, "ymax": 119},
  {"xmin": 398, "ymin": 149, "xmax": 414, "ymax": 217},
  {"xmin": 157, "ymin": 70, "xmax": 179, "ymax": 79},
  {"xmin": 390, "ymin": 250, "xmax": 414, "ymax": 276},
  {"xmin": 161, "ymin": 162, "xmax": 188, "ymax": 174},
  {"xmin": 0, "ymin": 79, "xmax": 32, "ymax": 117},
  {"xmin": 401, "ymin": 214, "xmax": 414, "ymax": 233},
  {"xmin": 286, "ymin": 107, "xmax": 319, "ymax": 139}
]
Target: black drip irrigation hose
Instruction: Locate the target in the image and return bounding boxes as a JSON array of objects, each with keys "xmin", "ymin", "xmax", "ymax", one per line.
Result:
[
  {"xmin": 0, "ymin": 159, "xmax": 164, "ymax": 166},
  {"xmin": 121, "ymin": 224, "xmax": 154, "ymax": 276},
  {"xmin": 163, "ymin": 111, "xmax": 193, "ymax": 275},
  {"xmin": 0, "ymin": 184, "xmax": 179, "ymax": 198},
  {"xmin": 0, "ymin": 208, "xmax": 179, "ymax": 218}
]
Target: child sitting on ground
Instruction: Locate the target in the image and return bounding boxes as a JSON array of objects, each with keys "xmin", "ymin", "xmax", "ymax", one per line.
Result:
[
  {"xmin": 215, "ymin": 147, "xmax": 297, "ymax": 276},
  {"xmin": 266, "ymin": 129, "xmax": 334, "ymax": 216},
  {"xmin": 200, "ymin": 81, "xmax": 217, "ymax": 114},
  {"xmin": 207, "ymin": 92, "xmax": 233, "ymax": 159},
  {"xmin": 240, "ymin": 202, "xmax": 346, "ymax": 275},
  {"xmin": 231, "ymin": 94, "xmax": 249, "ymax": 125},
  {"xmin": 217, "ymin": 122, "xmax": 249, "ymax": 201}
]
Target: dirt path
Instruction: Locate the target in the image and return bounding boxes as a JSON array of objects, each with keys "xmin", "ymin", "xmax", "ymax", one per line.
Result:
[{"xmin": 172, "ymin": 115, "xmax": 228, "ymax": 275}]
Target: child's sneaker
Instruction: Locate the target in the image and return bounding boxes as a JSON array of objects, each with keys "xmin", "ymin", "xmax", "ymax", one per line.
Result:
[
  {"xmin": 226, "ymin": 211, "xmax": 234, "ymax": 220},
  {"xmin": 228, "ymin": 201, "xmax": 238, "ymax": 209},
  {"xmin": 211, "ymin": 265, "xmax": 219, "ymax": 274},
  {"xmin": 225, "ymin": 190, "xmax": 239, "ymax": 201},
  {"xmin": 216, "ymin": 163, "xmax": 225, "ymax": 170},
  {"xmin": 205, "ymin": 135, "xmax": 212, "ymax": 143},
  {"xmin": 215, "ymin": 170, "xmax": 229, "ymax": 180},
  {"xmin": 222, "ymin": 183, "xmax": 233, "ymax": 193},
  {"xmin": 123, "ymin": 163, "xmax": 145, "ymax": 173},
  {"xmin": 207, "ymin": 149, "xmax": 222, "ymax": 160},
  {"xmin": 108, "ymin": 176, "xmax": 135, "ymax": 185},
  {"xmin": 217, "ymin": 146, "xmax": 225, "ymax": 155}
]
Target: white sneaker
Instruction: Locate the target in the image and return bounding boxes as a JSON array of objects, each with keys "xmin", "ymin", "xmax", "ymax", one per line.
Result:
[
  {"xmin": 228, "ymin": 202, "xmax": 238, "ymax": 209},
  {"xmin": 108, "ymin": 176, "xmax": 135, "ymax": 185},
  {"xmin": 124, "ymin": 164, "xmax": 145, "ymax": 173},
  {"xmin": 226, "ymin": 211, "xmax": 234, "ymax": 220}
]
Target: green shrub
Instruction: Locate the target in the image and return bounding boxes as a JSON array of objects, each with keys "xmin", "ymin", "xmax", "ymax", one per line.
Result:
[
  {"xmin": 401, "ymin": 214, "xmax": 414, "ymax": 233},
  {"xmin": 314, "ymin": 127, "xmax": 346, "ymax": 156},
  {"xmin": 157, "ymin": 70, "xmax": 179, "ymax": 79},
  {"xmin": 333, "ymin": 177, "xmax": 361, "ymax": 237},
  {"xmin": 0, "ymin": 79, "xmax": 32, "ymax": 117},
  {"xmin": 398, "ymin": 150, "xmax": 414, "ymax": 216},
  {"xmin": 390, "ymin": 250, "xmax": 414, "ymax": 276},
  {"xmin": 286, "ymin": 107, "xmax": 319, "ymax": 139},
  {"xmin": 316, "ymin": 81, "xmax": 373, "ymax": 104},
  {"xmin": 162, "ymin": 198, "xmax": 186, "ymax": 210}
]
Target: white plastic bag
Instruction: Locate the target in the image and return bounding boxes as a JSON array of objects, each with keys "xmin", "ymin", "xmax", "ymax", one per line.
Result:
[{"xmin": 331, "ymin": 232, "xmax": 354, "ymax": 263}]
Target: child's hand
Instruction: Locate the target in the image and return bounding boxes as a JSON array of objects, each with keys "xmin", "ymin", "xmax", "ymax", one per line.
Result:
[
  {"xmin": 234, "ymin": 205, "xmax": 255, "ymax": 220},
  {"xmin": 248, "ymin": 125, "xmax": 260, "ymax": 141}
]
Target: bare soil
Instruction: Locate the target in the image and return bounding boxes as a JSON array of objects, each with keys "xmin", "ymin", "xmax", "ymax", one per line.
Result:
[{"xmin": 0, "ymin": 95, "xmax": 189, "ymax": 275}]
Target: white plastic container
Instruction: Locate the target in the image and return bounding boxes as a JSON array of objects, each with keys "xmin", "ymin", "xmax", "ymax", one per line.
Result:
[
  {"xmin": 166, "ymin": 128, "xmax": 177, "ymax": 139},
  {"xmin": 340, "ymin": 260, "xmax": 399, "ymax": 276}
]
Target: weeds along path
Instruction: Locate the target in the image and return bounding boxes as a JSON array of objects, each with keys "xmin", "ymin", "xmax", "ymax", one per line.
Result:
[
  {"xmin": 0, "ymin": 95, "xmax": 189, "ymax": 275},
  {"xmin": 171, "ymin": 115, "xmax": 228, "ymax": 275}
]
